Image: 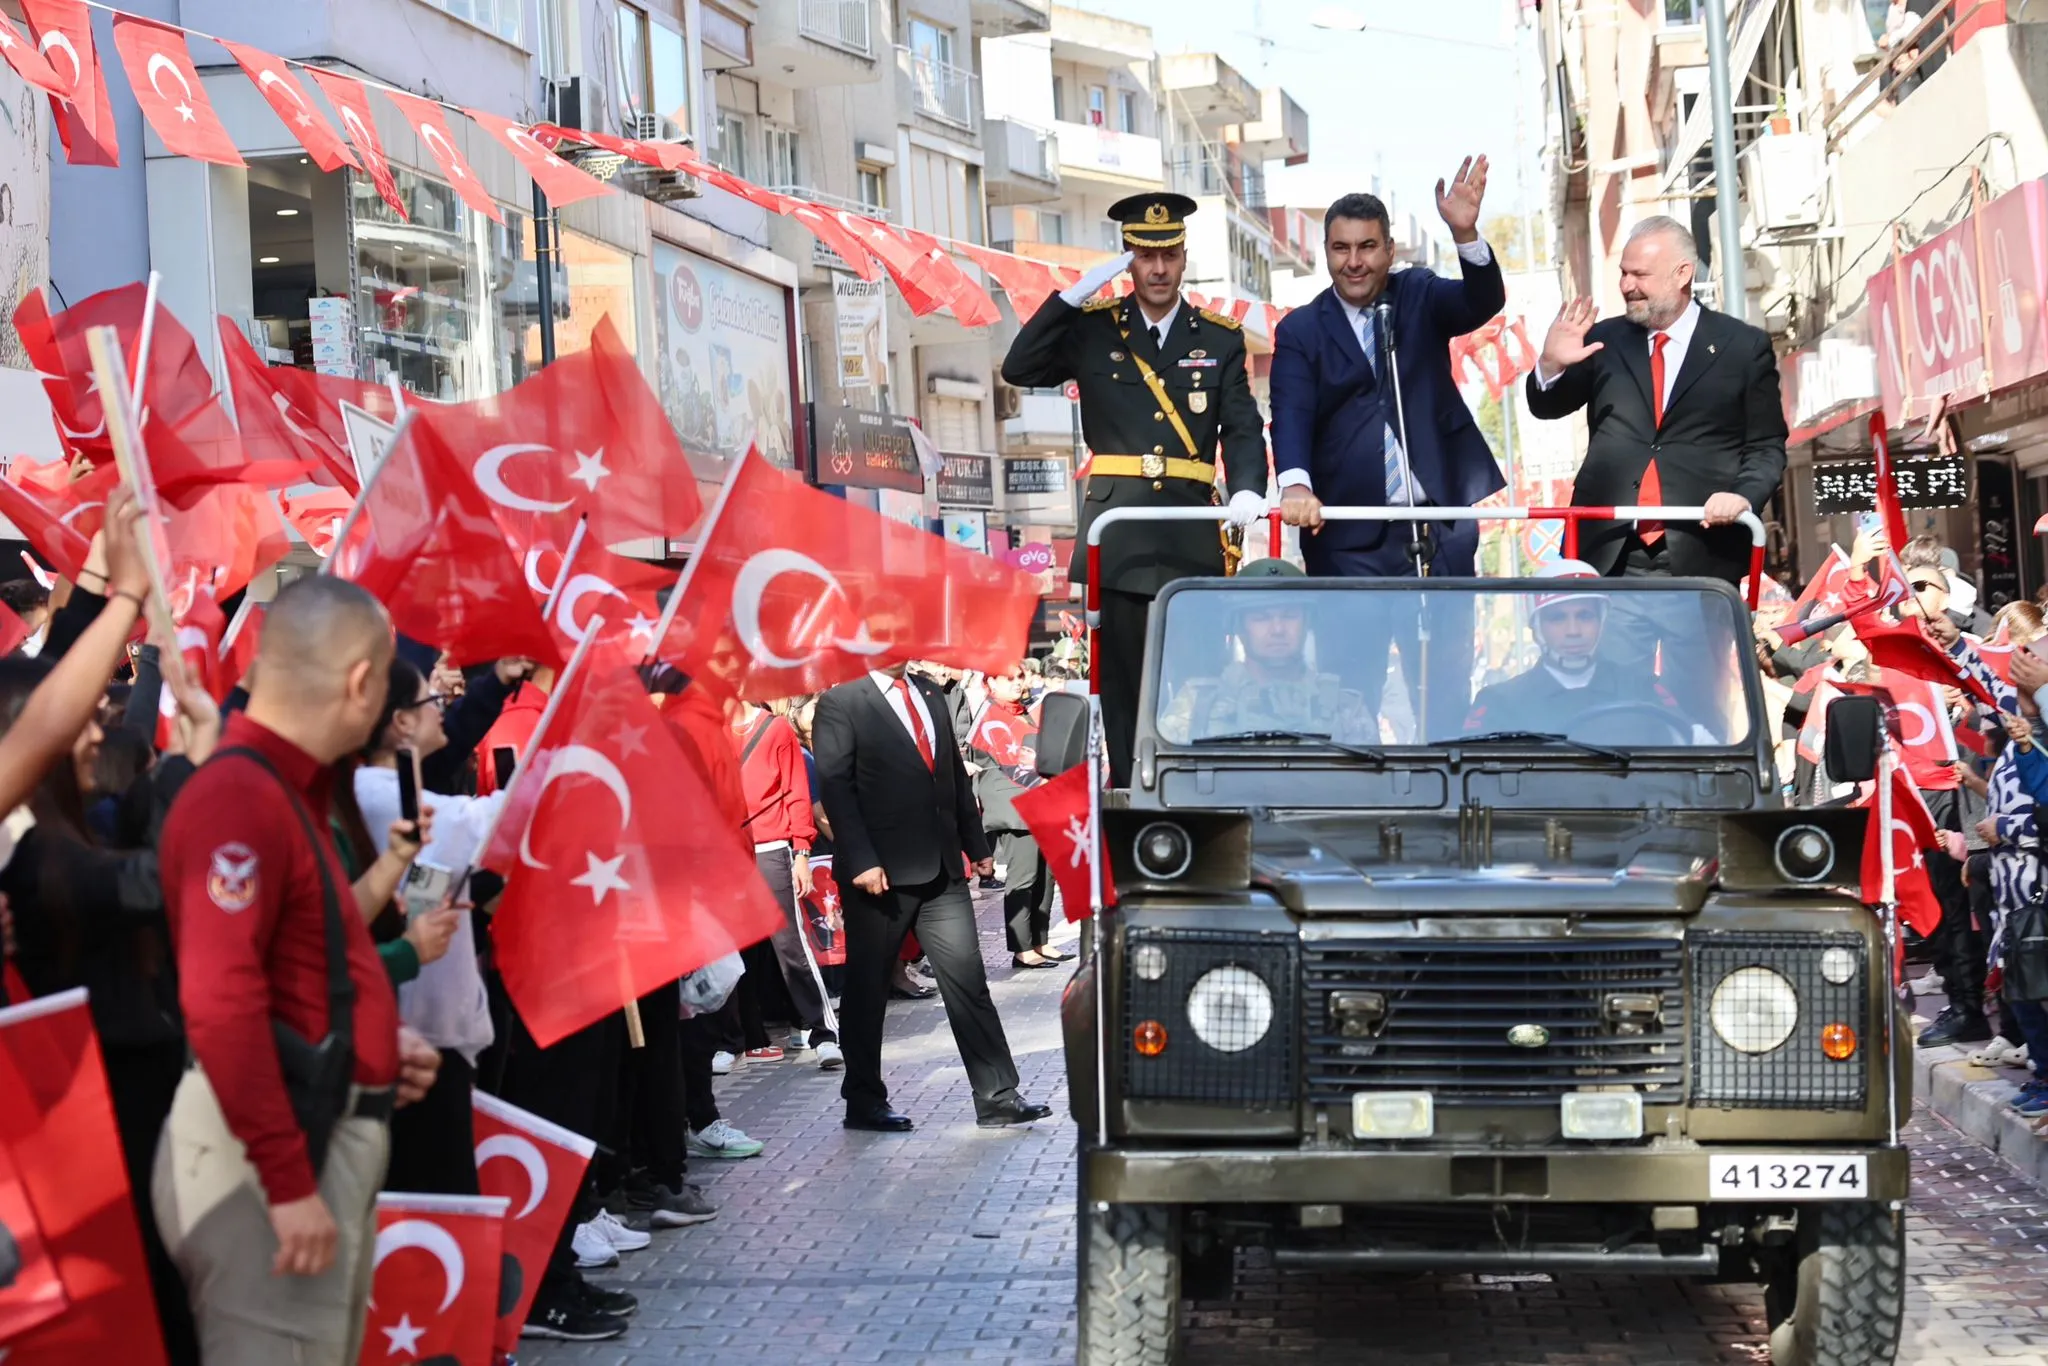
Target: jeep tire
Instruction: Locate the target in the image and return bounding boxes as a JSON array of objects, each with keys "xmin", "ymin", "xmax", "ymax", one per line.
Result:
[
  {"xmin": 1079, "ymin": 1202, "xmax": 1183, "ymax": 1366},
  {"xmin": 1764, "ymin": 1202, "xmax": 1905, "ymax": 1366}
]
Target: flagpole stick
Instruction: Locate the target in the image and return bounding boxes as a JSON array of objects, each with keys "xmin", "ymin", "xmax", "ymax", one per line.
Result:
[
  {"xmin": 1878, "ymin": 747, "xmax": 1901, "ymax": 1149},
  {"xmin": 130, "ymin": 271, "xmax": 161, "ymax": 416},
  {"xmin": 218, "ymin": 595, "xmax": 257, "ymax": 658},
  {"xmin": 540, "ymin": 515, "xmax": 588, "ymax": 623},
  {"xmin": 1087, "ymin": 696, "xmax": 1108, "ymax": 1150},
  {"xmin": 321, "ymin": 408, "xmax": 417, "ymax": 577},
  {"xmin": 641, "ymin": 446, "xmax": 751, "ymax": 668}
]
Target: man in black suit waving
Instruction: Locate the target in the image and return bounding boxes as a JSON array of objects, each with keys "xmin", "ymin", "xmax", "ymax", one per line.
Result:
[
  {"xmin": 813, "ymin": 662, "xmax": 1052, "ymax": 1133},
  {"xmin": 1528, "ymin": 217, "xmax": 1786, "ymax": 698}
]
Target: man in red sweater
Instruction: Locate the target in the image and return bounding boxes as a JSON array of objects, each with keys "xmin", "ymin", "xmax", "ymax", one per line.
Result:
[
  {"xmin": 153, "ymin": 576, "xmax": 439, "ymax": 1366},
  {"xmin": 728, "ymin": 698, "xmax": 841, "ymax": 1069}
]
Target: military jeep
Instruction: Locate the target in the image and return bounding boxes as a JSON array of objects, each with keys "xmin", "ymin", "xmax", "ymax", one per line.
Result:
[{"xmin": 1046, "ymin": 573, "xmax": 1908, "ymax": 1366}]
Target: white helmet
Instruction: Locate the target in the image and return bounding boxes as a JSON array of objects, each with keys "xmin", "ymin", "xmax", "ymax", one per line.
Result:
[{"xmin": 1532, "ymin": 558, "xmax": 1604, "ymax": 614}]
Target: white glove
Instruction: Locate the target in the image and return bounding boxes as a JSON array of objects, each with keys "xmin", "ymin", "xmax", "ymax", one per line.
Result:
[
  {"xmin": 1061, "ymin": 251, "xmax": 1134, "ymax": 308},
  {"xmin": 1225, "ymin": 489, "xmax": 1268, "ymax": 530}
]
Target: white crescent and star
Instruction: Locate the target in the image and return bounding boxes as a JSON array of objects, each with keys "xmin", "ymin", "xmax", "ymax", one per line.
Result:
[
  {"xmin": 57, "ymin": 500, "xmax": 102, "ymax": 527},
  {"xmin": 730, "ymin": 549, "xmax": 888, "ymax": 671},
  {"xmin": 474, "ymin": 443, "xmax": 574, "ymax": 514},
  {"xmin": 555, "ymin": 573, "xmax": 628, "ymax": 643},
  {"xmin": 369, "ymin": 1218, "xmax": 465, "ymax": 1314},
  {"xmin": 38, "ymin": 33, "xmax": 79, "ymax": 94},
  {"xmin": 339, "ymin": 106, "xmax": 380, "ymax": 161},
  {"xmin": 1896, "ymin": 701, "xmax": 1937, "ymax": 749},
  {"xmin": 145, "ymin": 52, "xmax": 198, "ymax": 123},
  {"xmin": 520, "ymin": 744, "xmax": 632, "ymax": 869},
  {"xmin": 419, "ymin": 121, "xmax": 467, "ymax": 179},
  {"xmin": 257, "ymin": 70, "xmax": 317, "ymax": 129},
  {"xmin": 474, "ymin": 1133, "xmax": 550, "ymax": 1219}
]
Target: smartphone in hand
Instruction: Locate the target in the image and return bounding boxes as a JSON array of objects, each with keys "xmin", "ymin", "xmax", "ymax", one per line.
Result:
[
  {"xmin": 396, "ymin": 747, "xmax": 420, "ymax": 824},
  {"xmin": 491, "ymin": 745, "xmax": 517, "ymax": 789}
]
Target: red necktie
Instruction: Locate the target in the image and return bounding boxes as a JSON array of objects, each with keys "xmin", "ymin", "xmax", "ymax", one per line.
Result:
[
  {"xmin": 1641, "ymin": 331, "xmax": 1670, "ymax": 545},
  {"xmin": 896, "ymin": 677, "xmax": 935, "ymax": 770}
]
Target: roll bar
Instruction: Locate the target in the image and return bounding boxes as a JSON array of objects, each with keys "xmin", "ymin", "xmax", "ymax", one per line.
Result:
[{"xmin": 1079, "ymin": 504, "xmax": 1769, "ymax": 693}]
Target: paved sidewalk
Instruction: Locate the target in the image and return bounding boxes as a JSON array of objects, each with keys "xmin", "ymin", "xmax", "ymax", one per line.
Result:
[{"xmin": 1909, "ymin": 970, "xmax": 2048, "ymax": 1192}]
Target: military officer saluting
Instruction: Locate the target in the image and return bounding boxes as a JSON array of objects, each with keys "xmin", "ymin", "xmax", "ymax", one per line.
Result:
[{"xmin": 1000, "ymin": 191, "xmax": 1268, "ymax": 784}]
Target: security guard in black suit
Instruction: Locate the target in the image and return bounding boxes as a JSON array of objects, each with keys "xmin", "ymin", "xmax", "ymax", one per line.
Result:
[{"xmin": 999, "ymin": 192, "xmax": 1268, "ymax": 785}]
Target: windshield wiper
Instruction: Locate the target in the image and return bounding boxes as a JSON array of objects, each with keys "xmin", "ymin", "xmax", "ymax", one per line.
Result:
[
  {"xmin": 1189, "ymin": 729, "xmax": 1386, "ymax": 765},
  {"xmin": 1452, "ymin": 730, "xmax": 1631, "ymax": 765}
]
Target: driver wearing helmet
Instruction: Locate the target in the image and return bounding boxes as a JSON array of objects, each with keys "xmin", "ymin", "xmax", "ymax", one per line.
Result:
[
  {"xmin": 1464, "ymin": 560, "xmax": 1686, "ymax": 737},
  {"xmin": 1158, "ymin": 559, "xmax": 1376, "ymax": 743}
]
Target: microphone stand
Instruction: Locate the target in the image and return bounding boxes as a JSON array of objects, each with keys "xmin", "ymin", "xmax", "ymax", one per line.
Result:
[{"xmin": 1378, "ymin": 298, "xmax": 1432, "ymax": 739}]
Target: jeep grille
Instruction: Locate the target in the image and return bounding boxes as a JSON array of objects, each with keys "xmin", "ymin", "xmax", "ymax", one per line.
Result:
[{"xmin": 1302, "ymin": 938, "xmax": 1687, "ymax": 1107}]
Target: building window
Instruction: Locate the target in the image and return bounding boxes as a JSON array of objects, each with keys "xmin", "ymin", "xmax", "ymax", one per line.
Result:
[
  {"xmin": 617, "ymin": 2, "xmax": 652, "ymax": 129},
  {"xmin": 908, "ymin": 16, "xmax": 956, "ymax": 69},
  {"xmin": 764, "ymin": 125, "xmax": 800, "ymax": 188},
  {"xmin": 650, "ymin": 18, "xmax": 689, "ymax": 136},
  {"xmin": 1036, "ymin": 209, "xmax": 1066, "ymax": 245},
  {"xmin": 1118, "ymin": 90, "xmax": 1138, "ymax": 135},
  {"xmin": 1100, "ymin": 220, "xmax": 1120, "ymax": 252},
  {"xmin": 857, "ymin": 165, "xmax": 888, "ymax": 214},
  {"xmin": 1051, "ymin": 76, "xmax": 1066, "ymax": 122},
  {"xmin": 418, "ymin": 0, "xmax": 522, "ymax": 45},
  {"xmin": 715, "ymin": 109, "xmax": 749, "ymax": 178},
  {"xmin": 1088, "ymin": 85, "xmax": 1107, "ymax": 127},
  {"xmin": 1663, "ymin": 0, "xmax": 1702, "ymax": 25}
]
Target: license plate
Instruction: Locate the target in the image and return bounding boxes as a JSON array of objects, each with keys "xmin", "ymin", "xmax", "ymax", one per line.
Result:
[{"xmin": 1707, "ymin": 1155, "xmax": 1869, "ymax": 1199}]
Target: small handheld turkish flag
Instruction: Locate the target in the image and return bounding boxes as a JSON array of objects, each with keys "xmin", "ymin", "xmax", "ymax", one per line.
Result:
[
  {"xmin": 971, "ymin": 706, "xmax": 1038, "ymax": 768},
  {"xmin": 799, "ymin": 854, "xmax": 848, "ymax": 968},
  {"xmin": 281, "ymin": 487, "xmax": 356, "ymax": 559},
  {"xmin": 218, "ymin": 40, "xmax": 358, "ymax": 172},
  {"xmin": 1013, "ymin": 765, "xmax": 1112, "ymax": 921},
  {"xmin": 0, "ymin": 1134, "xmax": 69, "ymax": 1343},
  {"xmin": 0, "ymin": 989, "xmax": 169, "ymax": 1366},
  {"xmin": 0, "ymin": 467, "xmax": 104, "ymax": 580},
  {"xmin": 1869, "ymin": 413, "xmax": 1910, "ymax": 556},
  {"xmin": 1860, "ymin": 762, "xmax": 1944, "ymax": 939},
  {"xmin": 482, "ymin": 646, "xmax": 786, "ymax": 1047},
  {"xmin": 526, "ymin": 536, "xmax": 678, "ymax": 656},
  {"xmin": 365, "ymin": 1193, "xmax": 508, "ymax": 1366},
  {"xmin": 471, "ymin": 1093, "xmax": 596, "ymax": 1356},
  {"xmin": 20, "ymin": 0, "xmax": 117, "ymax": 167},
  {"xmin": 109, "ymin": 17, "xmax": 244, "ymax": 167},
  {"xmin": 15, "ymin": 284, "xmax": 214, "ymax": 466},
  {"xmin": 218, "ymin": 322, "xmax": 362, "ymax": 491},
  {"xmin": 661, "ymin": 450, "xmax": 1042, "ymax": 700}
]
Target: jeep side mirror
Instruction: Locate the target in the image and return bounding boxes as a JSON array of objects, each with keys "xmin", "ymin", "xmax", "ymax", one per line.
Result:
[
  {"xmin": 1035, "ymin": 690, "xmax": 1089, "ymax": 778},
  {"xmin": 1824, "ymin": 694, "xmax": 1882, "ymax": 784}
]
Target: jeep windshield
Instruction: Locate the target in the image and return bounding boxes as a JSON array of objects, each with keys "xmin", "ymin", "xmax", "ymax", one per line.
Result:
[{"xmin": 1148, "ymin": 578, "xmax": 1757, "ymax": 750}]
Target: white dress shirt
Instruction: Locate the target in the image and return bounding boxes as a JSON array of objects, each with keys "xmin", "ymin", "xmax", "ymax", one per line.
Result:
[
  {"xmin": 1134, "ymin": 299, "xmax": 1180, "ymax": 352},
  {"xmin": 1534, "ymin": 298, "xmax": 1703, "ymax": 409},
  {"xmin": 871, "ymin": 670, "xmax": 938, "ymax": 755},
  {"xmin": 1279, "ymin": 239, "xmax": 1496, "ymax": 493}
]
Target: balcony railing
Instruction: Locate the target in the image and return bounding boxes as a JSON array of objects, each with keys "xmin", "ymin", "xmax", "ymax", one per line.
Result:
[
  {"xmin": 765, "ymin": 185, "xmax": 894, "ymax": 222},
  {"xmin": 897, "ymin": 47, "xmax": 979, "ymax": 131},
  {"xmin": 799, "ymin": 0, "xmax": 873, "ymax": 57},
  {"xmin": 1168, "ymin": 140, "xmax": 1264, "ymax": 210},
  {"xmin": 1822, "ymin": 0, "xmax": 1998, "ymax": 151},
  {"xmin": 1002, "ymin": 119, "xmax": 1056, "ymax": 182}
]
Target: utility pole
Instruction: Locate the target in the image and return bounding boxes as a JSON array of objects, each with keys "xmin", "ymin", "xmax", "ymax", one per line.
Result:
[
  {"xmin": 532, "ymin": 82, "xmax": 560, "ymax": 368},
  {"xmin": 1703, "ymin": 0, "xmax": 1748, "ymax": 322}
]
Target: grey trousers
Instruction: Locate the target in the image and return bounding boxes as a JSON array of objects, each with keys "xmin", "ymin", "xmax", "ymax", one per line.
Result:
[{"xmin": 151, "ymin": 1068, "xmax": 390, "ymax": 1366}]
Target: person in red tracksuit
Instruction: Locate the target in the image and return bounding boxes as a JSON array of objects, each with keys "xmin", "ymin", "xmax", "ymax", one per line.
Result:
[{"xmin": 727, "ymin": 699, "xmax": 841, "ymax": 1069}]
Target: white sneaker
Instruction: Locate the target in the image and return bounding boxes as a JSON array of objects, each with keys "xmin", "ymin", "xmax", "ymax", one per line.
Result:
[
  {"xmin": 1970, "ymin": 1038, "xmax": 2031, "ymax": 1068},
  {"xmin": 1910, "ymin": 970, "xmax": 1943, "ymax": 996},
  {"xmin": 711, "ymin": 1050, "xmax": 736, "ymax": 1075},
  {"xmin": 816, "ymin": 1039, "xmax": 845, "ymax": 1070},
  {"xmin": 589, "ymin": 1207, "xmax": 651, "ymax": 1254},
  {"xmin": 572, "ymin": 1221, "xmax": 619, "ymax": 1268},
  {"xmin": 687, "ymin": 1118, "xmax": 766, "ymax": 1159},
  {"xmin": 785, "ymin": 1030, "xmax": 811, "ymax": 1052}
]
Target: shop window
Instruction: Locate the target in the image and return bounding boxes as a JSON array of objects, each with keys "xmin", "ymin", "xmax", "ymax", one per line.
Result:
[
  {"xmin": 525, "ymin": 229, "xmax": 638, "ymax": 364},
  {"xmin": 715, "ymin": 109, "xmax": 750, "ymax": 178},
  {"xmin": 650, "ymin": 19, "xmax": 690, "ymax": 137},
  {"xmin": 765, "ymin": 126, "xmax": 800, "ymax": 189},
  {"xmin": 617, "ymin": 2, "xmax": 652, "ymax": 129},
  {"xmin": 419, "ymin": 0, "xmax": 522, "ymax": 45}
]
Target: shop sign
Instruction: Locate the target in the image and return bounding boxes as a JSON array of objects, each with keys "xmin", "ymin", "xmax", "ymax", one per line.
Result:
[
  {"xmin": 1779, "ymin": 309, "xmax": 1879, "ymax": 442},
  {"xmin": 936, "ymin": 453, "xmax": 995, "ymax": 507},
  {"xmin": 1005, "ymin": 543, "xmax": 1055, "ymax": 572},
  {"xmin": 1867, "ymin": 177, "xmax": 2048, "ymax": 424},
  {"xmin": 941, "ymin": 511, "xmax": 988, "ymax": 553},
  {"xmin": 1813, "ymin": 455, "xmax": 1969, "ymax": 514},
  {"xmin": 833, "ymin": 275, "xmax": 887, "ymax": 397},
  {"xmin": 1005, "ymin": 456, "xmax": 1070, "ymax": 496},
  {"xmin": 653, "ymin": 240, "xmax": 799, "ymax": 472},
  {"xmin": 810, "ymin": 403, "xmax": 923, "ymax": 493},
  {"xmin": 1975, "ymin": 456, "xmax": 2023, "ymax": 612}
]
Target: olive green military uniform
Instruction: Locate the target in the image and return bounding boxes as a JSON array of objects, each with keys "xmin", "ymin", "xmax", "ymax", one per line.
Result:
[
  {"xmin": 998, "ymin": 195, "xmax": 1266, "ymax": 783},
  {"xmin": 1157, "ymin": 662, "xmax": 1376, "ymax": 744}
]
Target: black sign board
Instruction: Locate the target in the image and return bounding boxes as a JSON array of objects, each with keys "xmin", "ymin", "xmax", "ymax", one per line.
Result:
[
  {"xmin": 1813, "ymin": 456, "xmax": 1969, "ymax": 515},
  {"xmin": 809, "ymin": 403, "xmax": 923, "ymax": 493},
  {"xmin": 1976, "ymin": 456, "xmax": 2023, "ymax": 612},
  {"xmin": 937, "ymin": 453, "xmax": 995, "ymax": 507},
  {"xmin": 1005, "ymin": 456, "xmax": 1071, "ymax": 497}
]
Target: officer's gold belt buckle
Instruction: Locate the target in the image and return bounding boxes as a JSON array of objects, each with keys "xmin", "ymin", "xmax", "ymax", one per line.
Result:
[{"xmin": 1140, "ymin": 453, "xmax": 1167, "ymax": 478}]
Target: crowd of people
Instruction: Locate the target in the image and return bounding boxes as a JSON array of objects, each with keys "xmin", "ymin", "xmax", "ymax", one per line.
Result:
[{"xmin": 0, "ymin": 490, "xmax": 1084, "ymax": 1362}]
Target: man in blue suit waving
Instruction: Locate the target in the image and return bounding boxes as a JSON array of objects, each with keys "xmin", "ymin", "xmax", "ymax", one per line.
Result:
[{"xmin": 1268, "ymin": 159, "xmax": 1506, "ymax": 736}]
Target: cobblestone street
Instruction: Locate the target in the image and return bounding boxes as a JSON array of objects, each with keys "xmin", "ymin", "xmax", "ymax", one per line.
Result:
[{"xmin": 525, "ymin": 894, "xmax": 2048, "ymax": 1366}]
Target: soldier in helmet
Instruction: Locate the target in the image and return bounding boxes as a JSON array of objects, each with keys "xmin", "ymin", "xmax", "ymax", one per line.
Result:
[
  {"xmin": 1000, "ymin": 191, "xmax": 1269, "ymax": 784},
  {"xmin": 1158, "ymin": 560, "xmax": 1376, "ymax": 744}
]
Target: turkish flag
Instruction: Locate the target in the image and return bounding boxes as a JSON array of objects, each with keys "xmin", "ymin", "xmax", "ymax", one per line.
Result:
[
  {"xmin": 1869, "ymin": 412, "xmax": 1910, "ymax": 555},
  {"xmin": 797, "ymin": 854, "xmax": 847, "ymax": 967},
  {"xmin": 20, "ymin": 0, "xmax": 117, "ymax": 167},
  {"xmin": 150, "ymin": 398, "xmax": 316, "ymax": 510},
  {"xmin": 471, "ymin": 1093, "xmax": 595, "ymax": 1356},
  {"xmin": 465, "ymin": 109, "xmax": 613, "ymax": 206},
  {"xmin": 1859, "ymin": 763, "xmax": 1944, "ymax": 938},
  {"xmin": 341, "ymin": 420, "xmax": 563, "ymax": 669},
  {"xmin": 527, "ymin": 538, "xmax": 677, "ymax": 656},
  {"xmin": 481, "ymin": 647, "xmax": 786, "ymax": 1048},
  {"xmin": 161, "ymin": 481, "xmax": 291, "ymax": 605},
  {"xmin": 109, "ymin": 17, "xmax": 243, "ymax": 167},
  {"xmin": 1790, "ymin": 546, "xmax": 1851, "ymax": 620},
  {"xmin": 15, "ymin": 284, "xmax": 214, "ymax": 466},
  {"xmin": 281, "ymin": 487, "xmax": 355, "ymax": 558},
  {"xmin": 0, "ymin": 11, "xmax": 66, "ymax": 98},
  {"xmin": 953, "ymin": 243, "xmax": 1059, "ymax": 321},
  {"xmin": 0, "ymin": 600, "xmax": 33, "ymax": 657},
  {"xmin": 661, "ymin": 452, "xmax": 1041, "ymax": 700},
  {"xmin": 364, "ymin": 1193, "xmax": 506, "ymax": 1366},
  {"xmin": 782, "ymin": 200, "xmax": 882, "ymax": 281},
  {"xmin": 1012, "ymin": 765, "xmax": 1111, "ymax": 920},
  {"xmin": 218, "ymin": 41, "xmax": 357, "ymax": 172},
  {"xmin": 0, "ymin": 990, "xmax": 169, "ymax": 1366},
  {"xmin": 1949, "ymin": 634, "xmax": 2019, "ymax": 713},
  {"xmin": 1854, "ymin": 610, "xmax": 1998, "ymax": 711},
  {"xmin": 306, "ymin": 70, "xmax": 407, "ymax": 220},
  {"xmin": 416, "ymin": 315, "xmax": 704, "ymax": 546},
  {"xmin": 971, "ymin": 704, "xmax": 1038, "ymax": 767},
  {"xmin": 835, "ymin": 215, "xmax": 948, "ymax": 315},
  {"xmin": 0, "ymin": 472, "xmax": 99, "ymax": 580},
  {"xmin": 385, "ymin": 92, "xmax": 502, "ymax": 224},
  {"xmin": 0, "ymin": 1130, "xmax": 70, "ymax": 1343},
  {"xmin": 1839, "ymin": 677, "xmax": 1956, "ymax": 790},
  {"xmin": 895, "ymin": 227, "xmax": 1000, "ymax": 327},
  {"xmin": 217, "ymin": 324, "xmax": 359, "ymax": 491},
  {"xmin": 170, "ymin": 583, "xmax": 231, "ymax": 703}
]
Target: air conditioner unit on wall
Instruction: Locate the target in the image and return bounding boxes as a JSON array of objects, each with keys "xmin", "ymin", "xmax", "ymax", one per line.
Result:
[
  {"xmin": 993, "ymin": 383, "xmax": 1022, "ymax": 421},
  {"xmin": 1741, "ymin": 133, "xmax": 1826, "ymax": 233}
]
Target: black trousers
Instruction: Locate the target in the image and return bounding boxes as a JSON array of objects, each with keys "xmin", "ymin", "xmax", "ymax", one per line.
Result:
[
  {"xmin": 1099, "ymin": 588, "xmax": 1150, "ymax": 787},
  {"xmin": 105, "ymin": 1038, "xmax": 200, "ymax": 1366},
  {"xmin": 753, "ymin": 846, "xmax": 835, "ymax": 1041},
  {"xmin": 680, "ymin": 1011, "xmax": 722, "ymax": 1133},
  {"xmin": 622, "ymin": 985, "xmax": 688, "ymax": 1190},
  {"xmin": 384, "ymin": 1049, "xmax": 480, "ymax": 1196},
  {"xmin": 1923, "ymin": 789, "xmax": 1985, "ymax": 1011},
  {"xmin": 997, "ymin": 830, "xmax": 1056, "ymax": 953},
  {"xmin": 840, "ymin": 871, "xmax": 1021, "ymax": 1115}
]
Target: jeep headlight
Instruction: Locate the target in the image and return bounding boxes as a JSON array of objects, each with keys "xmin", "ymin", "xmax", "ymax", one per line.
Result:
[
  {"xmin": 1185, "ymin": 965, "xmax": 1274, "ymax": 1053},
  {"xmin": 1709, "ymin": 966, "xmax": 1800, "ymax": 1054}
]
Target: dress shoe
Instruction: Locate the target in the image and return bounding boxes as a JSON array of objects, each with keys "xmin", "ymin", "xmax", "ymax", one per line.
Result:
[
  {"xmin": 1011, "ymin": 953, "xmax": 1060, "ymax": 971},
  {"xmin": 976, "ymin": 1097, "xmax": 1054, "ymax": 1128},
  {"xmin": 844, "ymin": 1106, "xmax": 914, "ymax": 1133}
]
